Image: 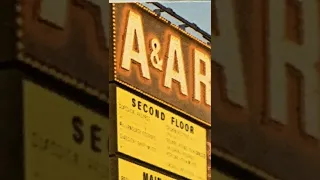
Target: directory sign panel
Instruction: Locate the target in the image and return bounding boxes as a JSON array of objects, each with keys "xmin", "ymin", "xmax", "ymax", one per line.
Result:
[{"xmin": 114, "ymin": 87, "xmax": 207, "ymax": 180}]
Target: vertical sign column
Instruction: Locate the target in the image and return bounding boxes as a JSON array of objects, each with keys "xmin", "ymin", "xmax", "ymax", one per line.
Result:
[{"xmin": 110, "ymin": 2, "xmax": 211, "ymax": 180}]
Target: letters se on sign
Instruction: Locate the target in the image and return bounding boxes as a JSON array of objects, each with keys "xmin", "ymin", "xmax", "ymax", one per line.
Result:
[{"xmin": 72, "ymin": 116, "xmax": 107, "ymax": 153}]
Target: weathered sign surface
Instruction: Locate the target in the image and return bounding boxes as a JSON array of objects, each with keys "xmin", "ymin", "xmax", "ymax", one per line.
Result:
[
  {"xmin": 24, "ymin": 80, "xmax": 109, "ymax": 180},
  {"xmin": 213, "ymin": 0, "xmax": 320, "ymax": 179},
  {"xmin": 18, "ymin": 0, "xmax": 110, "ymax": 93},
  {"xmin": 112, "ymin": 3, "xmax": 211, "ymax": 126}
]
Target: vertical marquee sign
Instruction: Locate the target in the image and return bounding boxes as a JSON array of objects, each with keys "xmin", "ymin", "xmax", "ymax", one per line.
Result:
[
  {"xmin": 111, "ymin": 3, "xmax": 211, "ymax": 126},
  {"xmin": 213, "ymin": 0, "xmax": 320, "ymax": 179},
  {"xmin": 110, "ymin": 2, "xmax": 211, "ymax": 180}
]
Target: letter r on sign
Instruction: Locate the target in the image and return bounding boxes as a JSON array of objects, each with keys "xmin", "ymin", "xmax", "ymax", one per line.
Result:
[{"xmin": 194, "ymin": 49, "xmax": 211, "ymax": 106}]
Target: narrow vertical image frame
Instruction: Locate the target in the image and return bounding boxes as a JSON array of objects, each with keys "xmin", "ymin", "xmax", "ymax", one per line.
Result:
[{"xmin": 109, "ymin": 1, "xmax": 211, "ymax": 180}]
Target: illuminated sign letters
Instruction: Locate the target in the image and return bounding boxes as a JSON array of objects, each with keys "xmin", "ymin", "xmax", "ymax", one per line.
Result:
[
  {"xmin": 121, "ymin": 10, "xmax": 211, "ymax": 105},
  {"xmin": 121, "ymin": 11, "xmax": 150, "ymax": 79},
  {"xmin": 113, "ymin": 4, "xmax": 211, "ymax": 125}
]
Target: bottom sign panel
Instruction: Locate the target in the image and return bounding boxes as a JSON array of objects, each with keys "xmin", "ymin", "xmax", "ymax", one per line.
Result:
[
  {"xmin": 116, "ymin": 87, "xmax": 207, "ymax": 180},
  {"xmin": 118, "ymin": 158, "xmax": 174, "ymax": 180},
  {"xmin": 23, "ymin": 80, "xmax": 109, "ymax": 180}
]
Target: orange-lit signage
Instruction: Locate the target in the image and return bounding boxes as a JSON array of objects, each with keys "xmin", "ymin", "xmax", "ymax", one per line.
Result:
[
  {"xmin": 120, "ymin": 10, "xmax": 211, "ymax": 106},
  {"xmin": 112, "ymin": 3, "xmax": 211, "ymax": 125}
]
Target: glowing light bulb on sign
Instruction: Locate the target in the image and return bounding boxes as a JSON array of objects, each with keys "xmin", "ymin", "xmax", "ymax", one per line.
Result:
[{"xmin": 120, "ymin": 10, "xmax": 211, "ymax": 107}]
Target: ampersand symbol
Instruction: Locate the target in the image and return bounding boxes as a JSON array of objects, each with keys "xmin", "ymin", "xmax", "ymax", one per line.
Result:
[{"xmin": 150, "ymin": 38, "xmax": 163, "ymax": 71}]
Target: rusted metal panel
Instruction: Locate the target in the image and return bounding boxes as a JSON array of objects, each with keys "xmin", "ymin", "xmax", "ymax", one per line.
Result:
[
  {"xmin": 112, "ymin": 3, "xmax": 211, "ymax": 126},
  {"xmin": 17, "ymin": 0, "xmax": 110, "ymax": 94},
  {"xmin": 213, "ymin": 0, "xmax": 320, "ymax": 179}
]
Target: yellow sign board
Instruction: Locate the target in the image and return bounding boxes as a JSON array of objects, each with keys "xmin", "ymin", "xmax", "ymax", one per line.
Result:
[
  {"xmin": 211, "ymin": 169, "xmax": 235, "ymax": 180},
  {"xmin": 23, "ymin": 80, "xmax": 109, "ymax": 180},
  {"xmin": 116, "ymin": 87, "xmax": 207, "ymax": 180},
  {"xmin": 118, "ymin": 159, "xmax": 175, "ymax": 180}
]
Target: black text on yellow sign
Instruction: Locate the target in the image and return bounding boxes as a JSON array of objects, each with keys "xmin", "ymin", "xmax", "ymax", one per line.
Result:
[
  {"xmin": 116, "ymin": 87, "xmax": 207, "ymax": 180},
  {"xmin": 118, "ymin": 158, "xmax": 175, "ymax": 180},
  {"xmin": 23, "ymin": 80, "xmax": 109, "ymax": 180}
]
